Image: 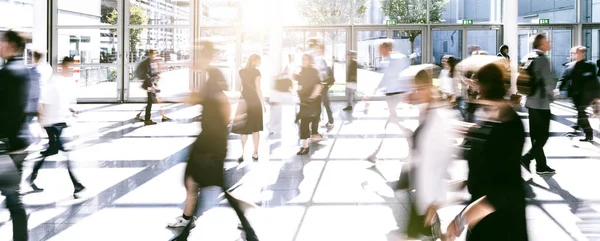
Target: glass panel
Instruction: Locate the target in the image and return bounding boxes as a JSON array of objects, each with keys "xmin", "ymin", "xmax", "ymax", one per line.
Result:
[
  {"xmin": 127, "ymin": 64, "xmax": 189, "ymax": 99},
  {"xmin": 240, "ymin": 30, "xmax": 272, "ymax": 97},
  {"xmin": 130, "ymin": 0, "xmax": 190, "ymax": 25},
  {"xmin": 583, "ymin": 28, "xmax": 600, "ymax": 62},
  {"xmin": 282, "ymin": 0, "xmax": 357, "ymax": 25},
  {"xmin": 201, "ymin": 29, "xmax": 236, "ymax": 90},
  {"xmin": 199, "ymin": 0, "xmax": 238, "ymax": 26},
  {"xmin": 439, "ymin": 0, "xmax": 501, "ymax": 24},
  {"xmin": 359, "ymin": 0, "xmax": 428, "ymax": 24},
  {"xmin": 391, "ymin": 30, "xmax": 422, "ymax": 64},
  {"xmin": 356, "ymin": 30, "xmax": 387, "ymax": 96},
  {"xmin": 58, "ymin": 0, "xmax": 118, "ymax": 26},
  {"xmin": 518, "ymin": 28, "xmax": 572, "ymax": 77},
  {"xmin": 432, "ymin": 30, "xmax": 463, "ymax": 65},
  {"xmin": 73, "ymin": 66, "xmax": 118, "ymax": 99},
  {"xmin": 0, "ymin": 1, "xmax": 38, "ymax": 66},
  {"xmin": 582, "ymin": 0, "xmax": 600, "ymax": 23},
  {"xmin": 127, "ymin": 27, "xmax": 191, "ymax": 64},
  {"xmin": 518, "ymin": 0, "xmax": 576, "ymax": 24},
  {"xmin": 467, "ymin": 30, "xmax": 498, "ymax": 56},
  {"xmin": 57, "ymin": 28, "xmax": 119, "ymax": 64},
  {"xmin": 324, "ymin": 29, "xmax": 348, "ymax": 96}
]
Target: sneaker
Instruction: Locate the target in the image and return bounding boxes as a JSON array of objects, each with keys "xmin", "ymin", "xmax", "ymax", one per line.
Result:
[
  {"xmin": 520, "ymin": 156, "xmax": 532, "ymax": 173},
  {"xmin": 167, "ymin": 216, "xmax": 196, "ymax": 229},
  {"xmin": 579, "ymin": 137, "xmax": 593, "ymax": 142},
  {"xmin": 30, "ymin": 183, "xmax": 44, "ymax": 193},
  {"xmin": 73, "ymin": 185, "xmax": 86, "ymax": 199},
  {"xmin": 536, "ymin": 167, "xmax": 556, "ymax": 175},
  {"xmin": 343, "ymin": 106, "xmax": 353, "ymax": 111},
  {"xmin": 144, "ymin": 120, "xmax": 157, "ymax": 126},
  {"xmin": 365, "ymin": 155, "xmax": 378, "ymax": 164},
  {"xmin": 135, "ymin": 114, "xmax": 144, "ymax": 122},
  {"xmin": 161, "ymin": 116, "xmax": 172, "ymax": 122}
]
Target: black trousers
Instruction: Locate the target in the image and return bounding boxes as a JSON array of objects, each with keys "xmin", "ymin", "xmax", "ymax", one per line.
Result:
[
  {"xmin": 573, "ymin": 96, "xmax": 593, "ymax": 139},
  {"xmin": 3, "ymin": 153, "xmax": 28, "ymax": 241},
  {"xmin": 526, "ymin": 108, "xmax": 551, "ymax": 169},
  {"xmin": 300, "ymin": 117, "xmax": 319, "ymax": 140},
  {"xmin": 145, "ymin": 92, "xmax": 157, "ymax": 121},
  {"xmin": 31, "ymin": 123, "xmax": 82, "ymax": 187}
]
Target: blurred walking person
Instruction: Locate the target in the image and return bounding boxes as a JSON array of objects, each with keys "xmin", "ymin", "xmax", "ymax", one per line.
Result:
[
  {"xmin": 404, "ymin": 66, "xmax": 454, "ymax": 240},
  {"xmin": 26, "ymin": 50, "xmax": 53, "ymax": 148},
  {"xmin": 294, "ymin": 53, "xmax": 323, "ymax": 155},
  {"xmin": 344, "ymin": 50, "xmax": 358, "ymax": 111},
  {"xmin": 0, "ymin": 29, "xmax": 31, "ymax": 241},
  {"xmin": 168, "ymin": 40, "xmax": 259, "ymax": 241},
  {"xmin": 557, "ymin": 46, "xmax": 600, "ymax": 142},
  {"xmin": 308, "ymin": 39, "xmax": 334, "ymax": 130},
  {"xmin": 135, "ymin": 49, "xmax": 170, "ymax": 125},
  {"xmin": 29, "ymin": 57, "xmax": 86, "ymax": 197},
  {"xmin": 446, "ymin": 63, "xmax": 528, "ymax": 241}
]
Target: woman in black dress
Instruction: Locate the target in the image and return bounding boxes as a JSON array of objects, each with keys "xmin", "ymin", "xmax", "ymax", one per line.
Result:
[
  {"xmin": 446, "ymin": 63, "xmax": 528, "ymax": 241},
  {"xmin": 294, "ymin": 53, "xmax": 322, "ymax": 155},
  {"xmin": 168, "ymin": 40, "xmax": 259, "ymax": 241},
  {"xmin": 233, "ymin": 54, "xmax": 265, "ymax": 161}
]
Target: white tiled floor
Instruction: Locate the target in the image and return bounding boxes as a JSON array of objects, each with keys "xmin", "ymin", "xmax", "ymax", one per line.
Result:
[{"xmin": 2, "ymin": 101, "xmax": 599, "ymax": 241}]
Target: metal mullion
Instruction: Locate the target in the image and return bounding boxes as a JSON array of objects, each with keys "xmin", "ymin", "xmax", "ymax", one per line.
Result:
[
  {"xmin": 127, "ymin": 24, "xmax": 191, "ymax": 29},
  {"xmin": 56, "ymin": 25, "xmax": 118, "ymax": 29},
  {"xmin": 123, "ymin": 0, "xmax": 131, "ymax": 102},
  {"xmin": 51, "ymin": 0, "xmax": 58, "ymax": 72}
]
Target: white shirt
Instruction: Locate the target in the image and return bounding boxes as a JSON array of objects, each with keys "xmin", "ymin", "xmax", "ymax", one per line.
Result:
[
  {"xmin": 439, "ymin": 69, "xmax": 456, "ymax": 95},
  {"xmin": 38, "ymin": 74, "xmax": 77, "ymax": 126},
  {"xmin": 410, "ymin": 106, "xmax": 455, "ymax": 215},
  {"xmin": 36, "ymin": 63, "xmax": 53, "ymax": 88},
  {"xmin": 376, "ymin": 53, "xmax": 411, "ymax": 94}
]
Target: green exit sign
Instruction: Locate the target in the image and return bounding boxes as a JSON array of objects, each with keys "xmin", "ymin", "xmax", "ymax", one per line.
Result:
[
  {"xmin": 462, "ymin": 19, "xmax": 473, "ymax": 25},
  {"xmin": 539, "ymin": 19, "xmax": 550, "ymax": 24},
  {"xmin": 386, "ymin": 20, "xmax": 397, "ymax": 26}
]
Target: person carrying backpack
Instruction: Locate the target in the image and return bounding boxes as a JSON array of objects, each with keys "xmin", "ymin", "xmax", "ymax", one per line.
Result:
[
  {"xmin": 520, "ymin": 34, "xmax": 558, "ymax": 175},
  {"xmin": 134, "ymin": 49, "xmax": 170, "ymax": 125}
]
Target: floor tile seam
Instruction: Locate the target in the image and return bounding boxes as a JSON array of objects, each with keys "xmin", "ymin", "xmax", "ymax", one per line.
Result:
[{"xmin": 30, "ymin": 145, "xmax": 192, "ymax": 240}]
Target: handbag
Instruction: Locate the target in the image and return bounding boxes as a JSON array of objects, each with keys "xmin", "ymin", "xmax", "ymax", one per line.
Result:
[{"xmin": 0, "ymin": 139, "xmax": 21, "ymax": 189}]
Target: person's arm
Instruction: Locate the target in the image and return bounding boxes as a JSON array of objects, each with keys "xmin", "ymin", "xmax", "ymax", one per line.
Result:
[
  {"xmin": 446, "ymin": 195, "xmax": 495, "ymax": 240},
  {"xmin": 254, "ymin": 70, "xmax": 266, "ymax": 112},
  {"xmin": 537, "ymin": 57, "xmax": 558, "ymax": 98},
  {"xmin": 557, "ymin": 64, "xmax": 572, "ymax": 91}
]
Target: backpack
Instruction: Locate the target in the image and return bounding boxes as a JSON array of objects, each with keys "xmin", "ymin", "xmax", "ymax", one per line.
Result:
[
  {"xmin": 134, "ymin": 61, "xmax": 146, "ymax": 80},
  {"xmin": 516, "ymin": 52, "xmax": 540, "ymax": 96}
]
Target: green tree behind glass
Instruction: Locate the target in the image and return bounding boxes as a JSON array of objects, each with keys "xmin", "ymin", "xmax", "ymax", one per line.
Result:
[{"xmin": 381, "ymin": 0, "xmax": 449, "ymax": 56}]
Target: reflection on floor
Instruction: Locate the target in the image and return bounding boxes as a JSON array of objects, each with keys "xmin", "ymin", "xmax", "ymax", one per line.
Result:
[{"xmin": 1, "ymin": 101, "xmax": 599, "ymax": 241}]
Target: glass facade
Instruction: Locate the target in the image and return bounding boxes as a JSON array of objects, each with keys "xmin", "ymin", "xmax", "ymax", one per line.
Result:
[{"xmin": 0, "ymin": 0, "xmax": 599, "ymax": 102}]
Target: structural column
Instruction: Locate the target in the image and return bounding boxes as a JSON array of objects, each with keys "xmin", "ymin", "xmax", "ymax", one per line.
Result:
[
  {"xmin": 32, "ymin": 0, "xmax": 48, "ymax": 53},
  {"xmin": 503, "ymin": 0, "xmax": 519, "ymax": 94}
]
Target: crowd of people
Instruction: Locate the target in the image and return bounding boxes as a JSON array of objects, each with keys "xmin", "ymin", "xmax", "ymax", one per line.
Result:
[{"xmin": 1, "ymin": 27, "xmax": 599, "ymax": 241}]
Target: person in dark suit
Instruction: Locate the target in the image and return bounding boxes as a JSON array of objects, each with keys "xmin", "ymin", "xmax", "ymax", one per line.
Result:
[
  {"xmin": 558, "ymin": 46, "xmax": 600, "ymax": 141},
  {"xmin": 0, "ymin": 29, "xmax": 30, "ymax": 241},
  {"xmin": 135, "ymin": 49, "xmax": 161, "ymax": 125}
]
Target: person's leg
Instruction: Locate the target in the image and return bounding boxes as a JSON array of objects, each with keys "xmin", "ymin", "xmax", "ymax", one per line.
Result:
[
  {"xmin": 346, "ymin": 87, "xmax": 353, "ymax": 107},
  {"xmin": 386, "ymin": 95, "xmax": 400, "ymax": 123},
  {"xmin": 30, "ymin": 156, "xmax": 46, "ymax": 184},
  {"xmin": 576, "ymin": 104, "xmax": 593, "ymax": 140},
  {"xmin": 145, "ymin": 92, "xmax": 153, "ymax": 121},
  {"xmin": 42, "ymin": 126, "xmax": 58, "ymax": 155},
  {"xmin": 54, "ymin": 123, "xmax": 67, "ymax": 152},
  {"xmin": 534, "ymin": 110, "xmax": 552, "ymax": 170},
  {"xmin": 321, "ymin": 90, "xmax": 334, "ymax": 124},
  {"xmin": 240, "ymin": 134, "xmax": 248, "ymax": 155},
  {"xmin": 224, "ymin": 191, "xmax": 259, "ymax": 241},
  {"xmin": 183, "ymin": 175, "xmax": 199, "ymax": 217},
  {"xmin": 252, "ymin": 132, "xmax": 260, "ymax": 157},
  {"xmin": 2, "ymin": 189, "xmax": 27, "ymax": 241}
]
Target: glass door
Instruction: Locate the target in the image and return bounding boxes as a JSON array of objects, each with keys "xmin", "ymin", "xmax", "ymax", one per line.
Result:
[
  {"xmin": 282, "ymin": 27, "xmax": 349, "ymax": 98},
  {"xmin": 53, "ymin": 0, "xmax": 122, "ymax": 102},
  {"xmin": 518, "ymin": 26, "xmax": 573, "ymax": 77},
  {"xmin": 583, "ymin": 26, "xmax": 600, "ymax": 62},
  {"xmin": 354, "ymin": 27, "xmax": 425, "ymax": 98}
]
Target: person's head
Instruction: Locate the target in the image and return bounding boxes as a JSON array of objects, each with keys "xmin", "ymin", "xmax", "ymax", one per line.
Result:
[
  {"xmin": 408, "ymin": 69, "xmax": 434, "ymax": 105},
  {"xmin": 146, "ymin": 49, "xmax": 158, "ymax": 59},
  {"xmin": 60, "ymin": 56, "xmax": 74, "ymax": 75},
  {"xmin": 301, "ymin": 53, "xmax": 314, "ymax": 67},
  {"xmin": 500, "ymin": 45, "xmax": 509, "ymax": 54},
  {"xmin": 378, "ymin": 39, "xmax": 393, "ymax": 57},
  {"xmin": 307, "ymin": 38, "xmax": 322, "ymax": 51},
  {"xmin": 0, "ymin": 30, "xmax": 26, "ymax": 59},
  {"xmin": 195, "ymin": 40, "xmax": 216, "ymax": 70},
  {"xmin": 245, "ymin": 54, "xmax": 261, "ymax": 69},
  {"xmin": 476, "ymin": 63, "xmax": 506, "ymax": 100},
  {"xmin": 570, "ymin": 46, "xmax": 586, "ymax": 62},
  {"xmin": 33, "ymin": 50, "xmax": 46, "ymax": 63},
  {"xmin": 442, "ymin": 55, "xmax": 455, "ymax": 69},
  {"xmin": 532, "ymin": 34, "xmax": 551, "ymax": 52}
]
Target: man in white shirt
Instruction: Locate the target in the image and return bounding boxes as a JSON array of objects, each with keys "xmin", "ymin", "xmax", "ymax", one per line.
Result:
[
  {"xmin": 30, "ymin": 56, "xmax": 85, "ymax": 196},
  {"xmin": 366, "ymin": 39, "xmax": 414, "ymax": 162},
  {"xmin": 26, "ymin": 50, "xmax": 53, "ymax": 147}
]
